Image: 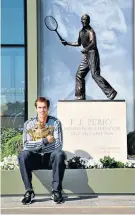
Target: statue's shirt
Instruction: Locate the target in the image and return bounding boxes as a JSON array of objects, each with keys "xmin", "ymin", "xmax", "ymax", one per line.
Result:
[
  {"xmin": 79, "ymin": 26, "xmax": 97, "ymax": 50},
  {"xmin": 79, "ymin": 29, "xmax": 90, "ymax": 48}
]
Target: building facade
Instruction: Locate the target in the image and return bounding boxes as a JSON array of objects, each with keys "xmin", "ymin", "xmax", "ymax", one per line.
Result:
[{"xmin": 1, "ymin": 0, "xmax": 135, "ymax": 132}]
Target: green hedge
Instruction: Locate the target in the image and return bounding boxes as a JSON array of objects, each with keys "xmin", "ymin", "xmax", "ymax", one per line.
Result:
[
  {"xmin": 100, "ymin": 156, "xmax": 124, "ymax": 168},
  {"xmin": 1, "ymin": 128, "xmax": 23, "ymax": 160}
]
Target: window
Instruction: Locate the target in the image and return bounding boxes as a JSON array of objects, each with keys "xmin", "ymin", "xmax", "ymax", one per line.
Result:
[
  {"xmin": 1, "ymin": 0, "xmax": 27, "ymax": 129},
  {"xmin": 1, "ymin": 0, "xmax": 24, "ymax": 44}
]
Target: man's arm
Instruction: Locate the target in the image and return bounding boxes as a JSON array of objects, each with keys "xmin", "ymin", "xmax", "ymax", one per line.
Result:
[
  {"xmin": 53, "ymin": 120, "xmax": 63, "ymax": 150},
  {"xmin": 61, "ymin": 33, "xmax": 81, "ymax": 47},
  {"xmin": 81, "ymin": 29, "xmax": 96, "ymax": 54}
]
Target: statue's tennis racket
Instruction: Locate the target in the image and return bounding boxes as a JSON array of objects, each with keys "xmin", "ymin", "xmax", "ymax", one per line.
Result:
[{"xmin": 44, "ymin": 16, "xmax": 64, "ymax": 42}]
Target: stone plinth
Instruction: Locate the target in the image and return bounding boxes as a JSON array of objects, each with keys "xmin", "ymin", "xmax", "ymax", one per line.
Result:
[{"xmin": 57, "ymin": 100, "xmax": 127, "ymax": 162}]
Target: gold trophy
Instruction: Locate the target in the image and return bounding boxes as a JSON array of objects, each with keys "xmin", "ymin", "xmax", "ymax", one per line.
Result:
[{"xmin": 27, "ymin": 122, "xmax": 54, "ymax": 141}]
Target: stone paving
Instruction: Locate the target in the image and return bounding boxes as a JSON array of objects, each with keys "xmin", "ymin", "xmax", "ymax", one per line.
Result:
[{"xmin": 1, "ymin": 195, "xmax": 135, "ymax": 214}]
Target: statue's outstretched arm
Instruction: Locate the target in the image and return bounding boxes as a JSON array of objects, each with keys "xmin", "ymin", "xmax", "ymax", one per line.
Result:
[{"xmin": 61, "ymin": 33, "xmax": 81, "ymax": 47}]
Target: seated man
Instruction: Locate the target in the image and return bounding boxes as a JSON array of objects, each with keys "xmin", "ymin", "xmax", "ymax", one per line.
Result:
[{"xmin": 18, "ymin": 97, "xmax": 66, "ymax": 204}]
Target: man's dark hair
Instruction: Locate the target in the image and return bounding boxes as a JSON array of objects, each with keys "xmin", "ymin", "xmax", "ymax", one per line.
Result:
[
  {"xmin": 81, "ymin": 14, "xmax": 90, "ymax": 23},
  {"xmin": 34, "ymin": 97, "xmax": 50, "ymax": 108}
]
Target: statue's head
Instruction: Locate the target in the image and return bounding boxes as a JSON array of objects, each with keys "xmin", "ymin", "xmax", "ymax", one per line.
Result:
[{"xmin": 81, "ymin": 14, "xmax": 90, "ymax": 27}]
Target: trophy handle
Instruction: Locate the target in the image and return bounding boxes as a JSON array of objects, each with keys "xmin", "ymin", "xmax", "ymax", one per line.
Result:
[
  {"xmin": 27, "ymin": 129, "xmax": 36, "ymax": 140},
  {"xmin": 49, "ymin": 125, "xmax": 54, "ymax": 136}
]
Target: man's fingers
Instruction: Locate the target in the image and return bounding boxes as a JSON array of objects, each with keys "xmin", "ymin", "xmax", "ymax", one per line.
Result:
[{"xmin": 46, "ymin": 135, "xmax": 54, "ymax": 143}]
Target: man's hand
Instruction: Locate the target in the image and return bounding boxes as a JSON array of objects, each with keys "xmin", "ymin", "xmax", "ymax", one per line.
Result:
[
  {"xmin": 81, "ymin": 49, "xmax": 88, "ymax": 54},
  {"xmin": 61, "ymin": 40, "xmax": 68, "ymax": 46},
  {"xmin": 46, "ymin": 135, "xmax": 54, "ymax": 143}
]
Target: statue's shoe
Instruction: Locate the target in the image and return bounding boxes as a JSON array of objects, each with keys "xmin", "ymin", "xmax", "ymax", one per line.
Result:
[{"xmin": 109, "ymin": 91, "xmax": 117, "ymax": 100}]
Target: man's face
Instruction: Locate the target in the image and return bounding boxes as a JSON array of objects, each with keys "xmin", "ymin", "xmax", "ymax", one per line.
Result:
[
  {"xmin": 81, "ymin": 16, "xmax": 89, "ymax": 27},
  {"xmin": 36, "ymin": 101, "xmax": 48, "ymax": 118}
]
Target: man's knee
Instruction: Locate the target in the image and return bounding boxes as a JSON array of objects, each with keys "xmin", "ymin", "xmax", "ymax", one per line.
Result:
[
  {"xmin": 76, "ymin": 72, "xmax": 82, "ymax": 80},
  {"xmin": 91, "ymin": 71, "xmax": 100, "ymax": 80},
  {"xmin": 52, "ymin": 151, "xmax": 66, "ymax": 162},
  {"xmin": 76, "ymin": 67, "xmax": 86, "ymax": 80},
  {"xmin": 18, "ymin": 150, "xmax": 32, "ymax": 162},
  {"xmin": 91, "ymin": 73, "xmax": 96, "ymax": 79}
]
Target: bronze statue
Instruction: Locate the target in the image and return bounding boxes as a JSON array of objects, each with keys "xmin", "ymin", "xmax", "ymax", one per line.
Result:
[{"xmin": 61, "ymin": 14, "xmax": 117, "ymax": 100}]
